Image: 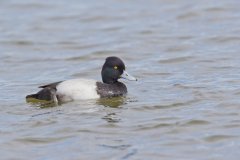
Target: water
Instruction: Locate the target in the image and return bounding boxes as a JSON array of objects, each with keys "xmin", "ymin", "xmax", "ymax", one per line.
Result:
[{"xmin": 1, "ymin": 0, "xmax": 240, "ymax": 159}]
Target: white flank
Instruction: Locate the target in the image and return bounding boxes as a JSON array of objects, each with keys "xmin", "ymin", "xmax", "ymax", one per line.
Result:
[{"xmin": 56, "ymin": 79, "xmax": 100, "ymax": 102}]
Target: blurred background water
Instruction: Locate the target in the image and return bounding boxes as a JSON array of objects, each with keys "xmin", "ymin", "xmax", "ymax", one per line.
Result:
[{"xmin": 1, "ymin": 0, "xmax": 240, "ymax": 159}]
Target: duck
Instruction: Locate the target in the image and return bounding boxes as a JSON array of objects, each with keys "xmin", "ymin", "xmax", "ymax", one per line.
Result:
[{"xmin": 26, "ymin": 56, "xmax": 137, "ymax": 104}]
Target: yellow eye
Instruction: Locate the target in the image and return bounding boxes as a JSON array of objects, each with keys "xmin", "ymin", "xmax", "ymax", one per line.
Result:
[{"xmin": 114, "ymin": 66, "xmax": 118, "ymax": 70}]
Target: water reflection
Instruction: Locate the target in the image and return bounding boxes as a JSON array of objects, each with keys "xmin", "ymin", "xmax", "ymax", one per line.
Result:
[
  {"xmin": 97, "ymin": 97, "xmax": 126, "ymax": 123},
  {"xmin": 97, "ymin": 97, "xmax": 126, "ymax": 108},
  {"xmin": 102, "ymin": 112, "xmax": 121, "ymax": 123},
  {"xmin": 26, "ymin": 100, "xmax": 57, "ymax": 108},
  {"xmin": 27, "ymin": 96, "xmax": 126, "ymax": 110}
]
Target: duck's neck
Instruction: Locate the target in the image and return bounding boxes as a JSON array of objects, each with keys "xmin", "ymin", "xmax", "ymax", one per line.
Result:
[{"xmin": 102, "ymin": 78, "xmax": 118, "ymax": 84}]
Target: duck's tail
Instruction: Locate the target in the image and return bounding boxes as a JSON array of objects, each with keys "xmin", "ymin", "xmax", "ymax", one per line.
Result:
[{"xmin": 26, "ymin": 88, "xmax": 58, "ymax": 104}]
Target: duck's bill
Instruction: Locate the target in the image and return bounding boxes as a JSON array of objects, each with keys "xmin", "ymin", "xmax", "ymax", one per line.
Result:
[{"xmin": 121, "ymin": 70, "xmax": 137, "ymax": 81}]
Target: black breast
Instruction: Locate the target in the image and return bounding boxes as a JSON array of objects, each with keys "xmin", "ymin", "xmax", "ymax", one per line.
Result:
[{"xmin": 96, "ymin": 82, "xmax": 127, "ymax": 98}]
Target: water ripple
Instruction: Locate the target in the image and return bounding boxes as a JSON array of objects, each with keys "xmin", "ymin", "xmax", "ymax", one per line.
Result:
[
  {"xmin": 204, "ymin": 135, "xmax": 238, "ymax": 143},
  {"xmin": 15, "ymin": 135, "xmax": 74, "ymax": 144},
  {"xmin": 158, "ymin": 56, "xmax": 194, "ymax": 64}
]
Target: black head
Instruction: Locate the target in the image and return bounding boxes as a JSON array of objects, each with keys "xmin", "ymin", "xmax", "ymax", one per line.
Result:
[{"xmin": 101, "ymin": 57, "xmax": 125, "ymax": 84}]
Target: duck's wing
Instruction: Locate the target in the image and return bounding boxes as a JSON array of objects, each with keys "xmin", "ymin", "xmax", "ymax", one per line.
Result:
[{"xmin": 39, "ymin": 81, "xmax": 62, "ymax": 89}]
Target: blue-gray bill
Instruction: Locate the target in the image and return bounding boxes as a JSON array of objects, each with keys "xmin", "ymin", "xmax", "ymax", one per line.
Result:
[{"xmin": 121, "ymin": 70, "xmax": 137, "ymax": 81}]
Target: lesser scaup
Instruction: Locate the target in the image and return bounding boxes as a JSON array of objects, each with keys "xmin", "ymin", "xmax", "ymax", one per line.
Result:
[{"xmin": 26, "ymin": 56, "xmax": 137, "ymax": 104}]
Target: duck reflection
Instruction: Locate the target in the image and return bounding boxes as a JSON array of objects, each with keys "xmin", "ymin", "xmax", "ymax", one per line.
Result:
[
  {"xmin": 102, "ymin": 113, "xmax": 121, "ymax": 123},
  {"xmin": 97, "ymin": 97, "xmax": 126, "ymax": 123},
  {"xmin": 97, "ymin": 96, "xmax": 126, "ymax": 108}
]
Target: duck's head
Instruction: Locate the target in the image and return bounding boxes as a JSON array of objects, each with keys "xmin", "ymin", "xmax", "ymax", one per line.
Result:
[{"xmin": 101, "ymin": 56, "xmax": 137, "ymax": 84}]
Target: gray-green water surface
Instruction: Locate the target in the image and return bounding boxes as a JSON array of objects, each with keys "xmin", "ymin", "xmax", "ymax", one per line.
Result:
[{"xmin": 1, "ymin": 0, "xmax": 240, "ymax": 159}]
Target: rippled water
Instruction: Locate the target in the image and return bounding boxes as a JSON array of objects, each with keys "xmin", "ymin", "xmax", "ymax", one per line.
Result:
[{"xmin": 1, "ymin": 0, "xmax": 240, "ymax": 159}]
